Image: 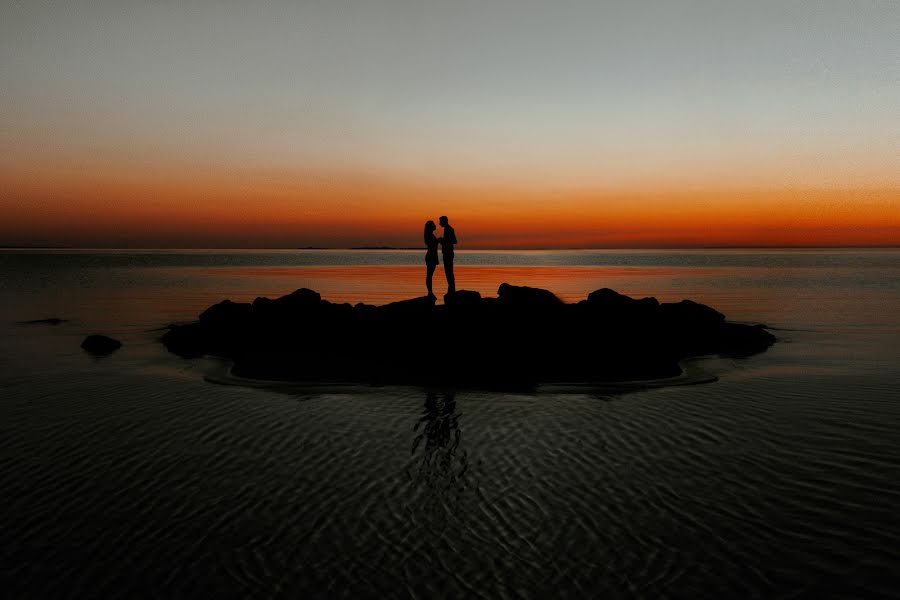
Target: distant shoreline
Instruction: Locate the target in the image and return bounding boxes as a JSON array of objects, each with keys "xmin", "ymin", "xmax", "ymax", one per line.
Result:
[
  {"xmin": 349, "ymin": 246, "xmax": 424, "ymax": 250},
  {"xmin": 2, "ymin": 245, "xmax": 898, "ymax": 251}
]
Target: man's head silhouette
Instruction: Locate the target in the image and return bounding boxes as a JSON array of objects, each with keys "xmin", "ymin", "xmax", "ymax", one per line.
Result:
[{"xmin": 439, "ymin": 215, "xmax": 449, "ymax": 226}]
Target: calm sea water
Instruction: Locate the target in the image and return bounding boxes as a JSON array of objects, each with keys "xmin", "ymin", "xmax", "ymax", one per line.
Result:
[{"xmin": 1, "ymin": 249, "xmax": 899, "ymax": 599}]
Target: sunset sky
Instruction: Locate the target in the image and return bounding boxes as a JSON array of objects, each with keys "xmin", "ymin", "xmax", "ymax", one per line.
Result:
[{"xmin": 1, "ymin": 1, "xmax": 897, "ymax": 248}]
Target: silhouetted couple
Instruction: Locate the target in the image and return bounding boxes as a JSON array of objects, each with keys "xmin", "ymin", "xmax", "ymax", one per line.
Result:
[{"xmin": 424, "ymin": 215, "xmax": 457, "ymax": 298}]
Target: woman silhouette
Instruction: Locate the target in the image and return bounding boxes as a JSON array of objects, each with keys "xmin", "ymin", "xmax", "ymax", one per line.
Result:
[{"xmin": 424, "ymin": 220, "xmax": 439, "ymax": 298}]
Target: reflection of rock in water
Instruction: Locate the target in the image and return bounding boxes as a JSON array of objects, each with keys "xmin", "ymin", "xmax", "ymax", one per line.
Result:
[{"xmin": 407, "ymin": 393, "xmax": 475, "ymax": 515}]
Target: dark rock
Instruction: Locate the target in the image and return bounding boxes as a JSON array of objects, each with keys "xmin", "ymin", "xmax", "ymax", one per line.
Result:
[
  {"xmin": 381, "ymin": 295, "xmax": 436, "ymax": 315},
  {"xmin": 199, "ymin": 300, "xmax": 252, "ymax": 326},
  {"xmin": 81, "ymin": 334, "xmax": 122, "ymax": 355},
  {"xmin": 659, "ymin": 299, "xmax": 725, "ymax": 325},
  {"xmin": 444, "ymin": 290, "xmax": 482, "ymax": 307},
  {"xmin": 251, "ymin": 296, "xmax": 275, "ymax": 310},
  {"xmin": 160, "ymin": 284, "xmax": 775, "ymax": 388},
  {"xmin": 719, "ymin": 323, "xmax": 777, "ymax": 357},
  {"xmin": 587, "ymin": 288, "xmax": 659, "ymax": 311},
  {"xmin": 271, "ymin": 287, "xmax": 322, "ymax": 308},
  {"xmin": 161, "ymin": 325, "xmax": 201, "ymax": 357},
  {"xmin": 497, "ymin": 283, "xmax": 564, "ymax": 308}
]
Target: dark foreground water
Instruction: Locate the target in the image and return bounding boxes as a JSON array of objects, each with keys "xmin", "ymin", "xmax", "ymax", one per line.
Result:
[{"xmin": 1, "ymin": 249, "xmax": 899, "ymax": 599}]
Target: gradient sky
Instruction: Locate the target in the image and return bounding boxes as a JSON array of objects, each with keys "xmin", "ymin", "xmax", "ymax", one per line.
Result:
[{"xmin": 1, "ymin": 1, "xmax": 897, "ymax": 248}]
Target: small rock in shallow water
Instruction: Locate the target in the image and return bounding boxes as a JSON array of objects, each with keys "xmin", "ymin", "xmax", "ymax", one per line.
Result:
[{"xmin": 81, "ymin": 334, "xmax": 122, "ymax": 355}]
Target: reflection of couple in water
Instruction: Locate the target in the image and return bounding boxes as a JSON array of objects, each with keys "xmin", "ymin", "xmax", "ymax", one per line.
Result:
[
  {"xmin": 408, "ymin": 392, "xmax": 473, "ymax": 513},
  {"xmin": 423, "ymin": 215, "xmax": 457, "ymax": 298}
]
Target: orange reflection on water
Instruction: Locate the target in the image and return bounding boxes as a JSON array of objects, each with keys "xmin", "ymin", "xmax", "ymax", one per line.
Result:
[
  {"xmin": 171, "ymin": 263, "xmax": 874, "ymax": 328},
  {"xmin": 182, "ymin": 265, "xmax": 724, "ymax": 305}
]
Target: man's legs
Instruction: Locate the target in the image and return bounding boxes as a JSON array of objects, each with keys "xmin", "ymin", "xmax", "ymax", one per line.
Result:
[{"xmin": 443, "ymin": 255, "xmax": 455, "ymax": 294}]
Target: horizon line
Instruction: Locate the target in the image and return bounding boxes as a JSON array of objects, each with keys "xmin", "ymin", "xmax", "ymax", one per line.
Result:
[{"xmin": 2, "ymin": 245, "xmax": 899, "ymax": 251}]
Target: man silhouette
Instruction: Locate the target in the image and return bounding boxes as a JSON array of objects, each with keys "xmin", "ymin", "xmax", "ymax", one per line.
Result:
[{"xmin": 438, "ymin": 215, "xmax": 457, "ymax": 294}]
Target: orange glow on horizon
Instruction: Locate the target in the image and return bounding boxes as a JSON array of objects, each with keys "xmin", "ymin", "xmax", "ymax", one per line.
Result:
[{"xmin": 1, "ymin": 166, "xmax": 897, "ymax": 248}]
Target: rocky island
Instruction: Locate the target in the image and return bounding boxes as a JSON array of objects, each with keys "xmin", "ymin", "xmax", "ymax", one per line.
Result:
[{"xmin": 161, "ymin": 284, "xmax": 775, "ymax": 388}]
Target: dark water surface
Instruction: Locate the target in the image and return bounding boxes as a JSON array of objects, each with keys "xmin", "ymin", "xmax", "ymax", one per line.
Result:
[{"xmin": 1, "ymin": 249, "xmax": 899, "ymax": 599}]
